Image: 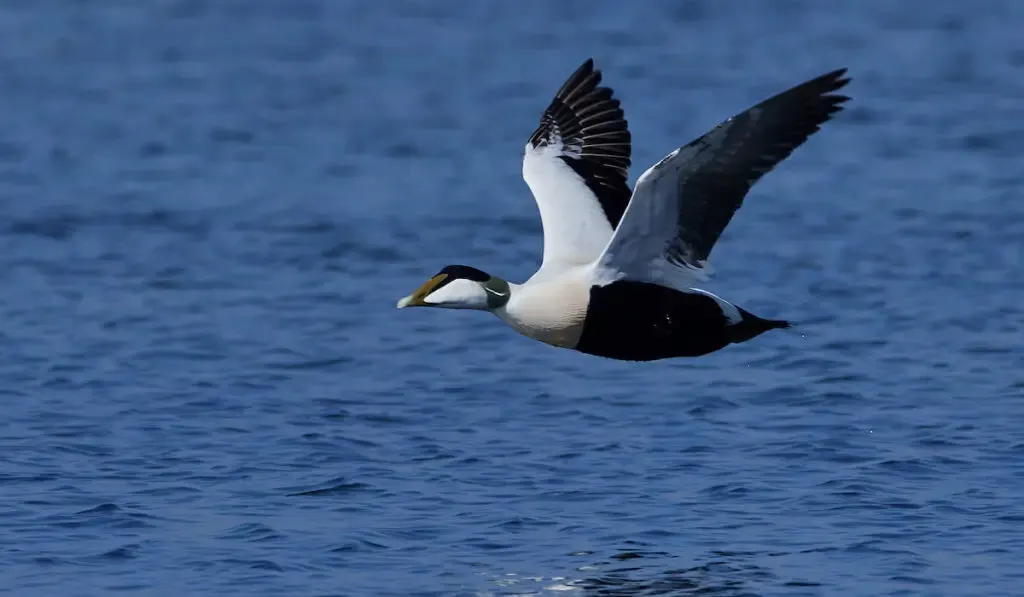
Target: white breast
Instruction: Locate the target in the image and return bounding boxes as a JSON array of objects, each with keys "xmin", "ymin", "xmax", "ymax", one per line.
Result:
[{"xmin": 495, "ymin": 274, "xmax": 592, "ymax": 349}]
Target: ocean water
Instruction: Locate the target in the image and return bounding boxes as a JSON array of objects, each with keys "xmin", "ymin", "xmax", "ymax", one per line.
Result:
[{"xmin": 1, "ymin": 1, "xmax": 1023, "ymax": 595}]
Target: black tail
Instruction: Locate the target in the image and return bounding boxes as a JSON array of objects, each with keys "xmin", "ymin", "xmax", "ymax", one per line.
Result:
[{"xmin": 727, "ymin": 308, "xmax": 790, "ymax": 344}]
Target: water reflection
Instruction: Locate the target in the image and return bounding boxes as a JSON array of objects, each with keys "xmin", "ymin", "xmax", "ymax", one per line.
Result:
[{"xmin": 489, "ymin": 545, "xmax": 809, "ymax": 596}]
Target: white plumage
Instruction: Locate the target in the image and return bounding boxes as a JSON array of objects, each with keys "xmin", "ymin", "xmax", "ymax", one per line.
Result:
[
  {"xmin": 522, "ymin": 144, "xmax": 614, "ymax": 273},
  {"xmin": 496, "ymin": 273, "xmax": 590, "ymax": 349}
]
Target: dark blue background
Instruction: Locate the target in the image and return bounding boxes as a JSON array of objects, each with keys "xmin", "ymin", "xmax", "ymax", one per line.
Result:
[{"xmin": 1, "ymin": 1, "xmax": 1022, "ymax": 595}]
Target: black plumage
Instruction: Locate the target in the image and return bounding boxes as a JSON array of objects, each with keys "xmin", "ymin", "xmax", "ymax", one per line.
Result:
[{"xmin": 575, "ymin": 281, "xmax": 790, "ymax": 361}]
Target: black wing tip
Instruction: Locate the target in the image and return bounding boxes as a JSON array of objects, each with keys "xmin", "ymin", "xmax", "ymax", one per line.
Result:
[
  {"xmin": 815, "ymin": 67, "xmax": 851, "ymax": 87},
  {"xmin": 570, "ymin": 57, "xmax": 597, "ymax": 84},
  {"xmin": 792, "ymin": 68, "xmax": 853, "ymax": 124},
  {"xmin": 812, "ymin": 68, "xmax": 853, "ymax": 108},
  {"xmin": 531, "ymin": 57, "xmax": 631, "ymax": 159},
  {"xmin": 557, "ymin": 58, "xmax": 605, "ymax": 103},
  {"xmin": 748, "ymin": 67, "xmax": 852, "ymax": 127},
  {"xmin": 575, "ymin": 58, "xmax": 598, "ymax": 87}
]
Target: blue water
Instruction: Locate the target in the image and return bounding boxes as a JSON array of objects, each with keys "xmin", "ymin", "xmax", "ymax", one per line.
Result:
[{"xmin": 2, "ymin": 1, "xmax": 1023, "ymax": 595}]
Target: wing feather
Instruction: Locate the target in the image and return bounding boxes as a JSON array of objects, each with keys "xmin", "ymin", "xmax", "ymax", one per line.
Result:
[{"xmin": 522, "ymin": 58, "xmax": 633, "ymax": 274}]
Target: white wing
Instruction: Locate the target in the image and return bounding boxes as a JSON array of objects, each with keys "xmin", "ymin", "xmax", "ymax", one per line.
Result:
[
  {"xmin": 596, "ymin": 68, "xmax": 851, "ymax": 288},
  {"xmin": 522, "ymin": 58, "xmax": 632, "ymax": 277}
]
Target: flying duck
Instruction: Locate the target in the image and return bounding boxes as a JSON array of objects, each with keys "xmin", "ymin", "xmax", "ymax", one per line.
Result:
[{"xmin": 397, "ymin": 58, "xmax": 850, "ymax": 361}]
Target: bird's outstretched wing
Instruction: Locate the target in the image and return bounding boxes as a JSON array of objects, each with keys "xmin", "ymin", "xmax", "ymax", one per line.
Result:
[
  {"xmin": 523, "ymin": 58, "xmax": 632, "ymax": 275},
  {"xmin": 596, "ymin": 69, "xmax": 851, "ymax": 286}
]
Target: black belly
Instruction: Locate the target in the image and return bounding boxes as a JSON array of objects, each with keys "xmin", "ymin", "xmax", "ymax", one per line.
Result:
[{"xmin": 574, "ymin": 281, "xmax": 769, "ymax": 361}]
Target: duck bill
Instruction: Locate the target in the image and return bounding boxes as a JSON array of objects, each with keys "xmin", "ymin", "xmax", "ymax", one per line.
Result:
[{"xmin": 396, "ymin": 274, "xmax": 447, "ymax": 309}]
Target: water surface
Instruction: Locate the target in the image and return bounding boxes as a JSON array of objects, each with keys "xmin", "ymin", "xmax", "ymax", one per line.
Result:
[{"xmin": 1, "ymin": 1, "xmax": 1023, "ymax": 595}]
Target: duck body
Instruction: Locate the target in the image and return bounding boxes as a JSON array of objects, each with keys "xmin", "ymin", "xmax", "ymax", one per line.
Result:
[{"xmin": 496, "ymin": 267, "xmax": 788, "ymax": 361}]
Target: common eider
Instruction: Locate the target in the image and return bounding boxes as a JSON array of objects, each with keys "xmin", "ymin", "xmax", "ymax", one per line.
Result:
[{"xmin": 398, "ymin": 58, "xmax": 850, "ymax": 361}]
